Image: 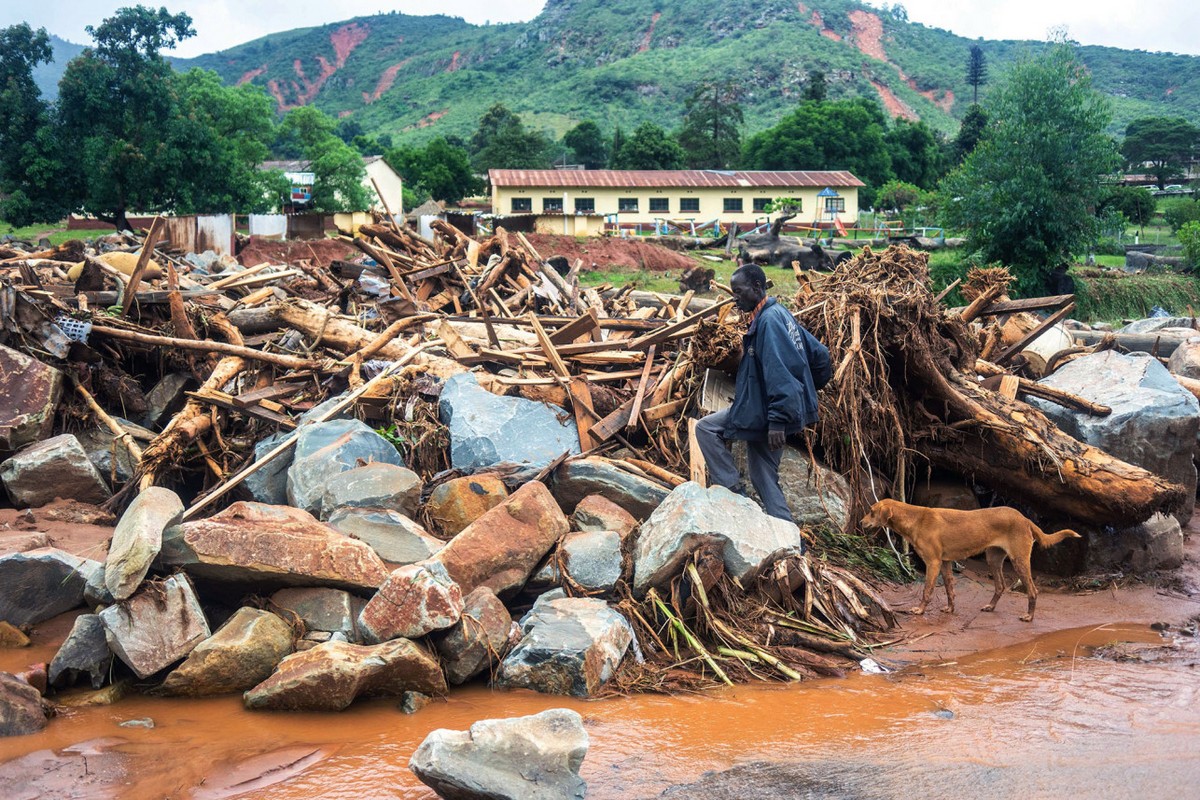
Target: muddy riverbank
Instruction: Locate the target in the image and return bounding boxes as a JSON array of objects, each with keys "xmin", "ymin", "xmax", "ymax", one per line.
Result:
[{"xmin": 2, "ymin": 512, "xmax": 1199, "ymax": 799}]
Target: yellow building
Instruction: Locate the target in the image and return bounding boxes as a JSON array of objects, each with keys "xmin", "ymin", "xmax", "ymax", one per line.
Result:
[{"xmin": 489, "ymin": 169, "xmax": 863, "ymax": 234}]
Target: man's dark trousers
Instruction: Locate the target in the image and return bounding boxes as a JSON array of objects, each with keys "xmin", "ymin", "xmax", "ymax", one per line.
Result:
[{"xmin": 694, "ymin": 408, "xmax": 792, "ymax": 522}]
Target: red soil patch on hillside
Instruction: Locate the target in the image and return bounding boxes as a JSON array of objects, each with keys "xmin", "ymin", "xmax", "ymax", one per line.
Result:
[
  {"xmin": 447, "ymin": 51, "xmax": 463, "ymax": 72},
  {"xmin": 524, "ymin": 233, "xmax": 695, "ymax": 273},
  {"xmin": 869, "ymin": 78, "xmax": 918, "ymax": 120},
  {"xmin": 364, "ymin": 59, "xmax": 411, "ymax": 104},
  {"xmin": 237, "ymin": 65, "xmax": 266, "ymax": 86},
  {"xmin": 405, "ymin": 109, "xmax": 450, "ymax": 131},
  {"xmin": 331, "ymin": 22, "xmax": 370, "ymax": 68},
  {"xmin": 639, "ymin": 11, "xmax": 661, "ymax": 53},
  {"xmin": 266, "ymin": 23, "xmax": 370, "ymax": 111},
  {"xmin": 848, "ymin": 9, "xmax": 887, "ymax": 61},
  {"xmin": 796, "ymin": 2, "xmax": 808, "ymax": 13},
  {"xmin": 820, "ymin": 28, "xmax": 842, "ymax": 42},
  {"xmin": 926, "ymin": 88, "xmax": 955, "ymax": 112}
]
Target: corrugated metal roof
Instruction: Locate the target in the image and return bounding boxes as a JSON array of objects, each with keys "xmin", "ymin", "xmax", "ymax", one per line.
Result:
[{"xmin": 488, "ymin": 169, "xmax": 864, "ymax": 189}]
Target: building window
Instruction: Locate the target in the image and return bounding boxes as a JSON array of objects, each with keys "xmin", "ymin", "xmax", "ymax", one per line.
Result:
[
  {"xmin": 543, "ymin": 197, "xmax": 563, "ymax": 213},
  {"xmin": 679, "ymin": 197, "xmax": 700, "ymax": 212},
  {"xmin": 649, "ymin": 197, "xmax": 670, "ymax": 213},
  {"xmin": 752, "ymin": 198, "xmax": 771, "ymax": 213},
  {"xmin": 618, "ymin": 197, "xmax": 639, "ymax": 213},
  {"xmin": 824, "ymin": 197, "xmax": 846, "ymax": 213},
  {"xmin": 723, "ymin": 198, "xmax": 744, "ymax": 213},
  {"xmin": 511, "ymin": 197, "xmax": 532, "ymax": 213},
  {"xmin": 574, "ymin": 197, "xmax": 595, "ymax": 213}
]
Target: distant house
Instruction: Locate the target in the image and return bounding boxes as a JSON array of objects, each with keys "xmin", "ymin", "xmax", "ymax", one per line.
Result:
[
  {"xmin": 488, "ymin": 169, "xmax": 863, "ymax": 234},
  {"xmin": 259, "ymin": 155, "xmax": 404, "ymax": 215}
]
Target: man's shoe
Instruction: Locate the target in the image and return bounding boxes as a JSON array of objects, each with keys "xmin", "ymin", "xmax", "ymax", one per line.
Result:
[{"xmin": 729, "ymin": 482, "xmax": 751, "ymax": 498}]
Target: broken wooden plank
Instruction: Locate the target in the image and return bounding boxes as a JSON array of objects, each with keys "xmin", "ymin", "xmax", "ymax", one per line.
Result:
[
  {"xmin": 627, "ymin": 298, "xmax": 734, "ymax": 350},
  {"xmin": 948, "ymin": 294, "xmax": 1074, "ymax": 317},
  {"xmin": 548, "ymin": 307, "xmax": 601, "ymax": 345},
  {"xmin": 529, "ymin": 313, "xmax": 571, "ymax": 379},
  {"xmin": 186, "ymin": 390, "xmax": 297, "ymax": 429},
  {"xmin": 567, "ymin": 377, "xmax": 597, "ymax": 451},
  {"xmin": 688, "ymin": 418, "xmax": 707, "ymax": 487},
  {"xmin": 591, "ymin": 399, "xmax": 635, "ymax": 443},
  {"xmin": 993, "ymin": 302, "xmax": 1077, "ymax": 365},
  {"xmin": 626, "ymin": 345, "xmax": 657, "ymax": 434}
]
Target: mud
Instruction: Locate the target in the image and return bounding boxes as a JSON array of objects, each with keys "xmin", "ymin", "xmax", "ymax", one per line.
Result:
[
  {"xmin": 524, "ymin": 233, "xmax": 697, "ymax": 273},
  {"xmin": 2, "ymin": 515, "xmax": 1198, "ymax": 798}
]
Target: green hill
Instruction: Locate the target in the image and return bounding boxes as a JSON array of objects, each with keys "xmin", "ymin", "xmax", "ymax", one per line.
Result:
[{"xmin": 37, "ymin": 0, "xmax": 1200, "ymax": 142}]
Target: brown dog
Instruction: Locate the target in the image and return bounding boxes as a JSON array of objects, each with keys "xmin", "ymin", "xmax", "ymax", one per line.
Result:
[{"xmin": 861, "ymin": 499, "xmax": 1082, "ymax": 622}]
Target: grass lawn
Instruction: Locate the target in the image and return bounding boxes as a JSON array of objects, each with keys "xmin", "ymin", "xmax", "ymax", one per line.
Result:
[{"xmin": 1, "ymin": 219, "xmax": 81, "ymax": 247}]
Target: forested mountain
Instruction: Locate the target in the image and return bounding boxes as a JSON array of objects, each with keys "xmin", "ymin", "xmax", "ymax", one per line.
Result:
[{"xmin": 32, "ymin": 0, "xmax": 1200, "ymax": 142}]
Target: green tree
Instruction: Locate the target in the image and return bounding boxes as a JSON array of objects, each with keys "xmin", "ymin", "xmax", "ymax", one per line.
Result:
[
  {"xmin": 803, "ymin": 69, "xmax": 827, "ymax": 103},
  {"xmin": 53, "ymin": 6, "xmax": 196, "ymax": 229},
  {"xmin": 966, "ymin": 44, "xmax": 987, "ymax": 104},
  {"xmin": 0, "ymin": 23, "xmax": 68, "ymax": 225},
  {"xmin": 940, "ymin": 46, "xmax": 1118, "ymax": 294},
  {"xmin": 875, "ymin": 180, "xmax": 923, "ymax": 214},
  {"xmin": 562, "ymin": 120, "xmax": 608, "ymax": 169},
  {"xmin": 1161, "ymin": 198, "xmax": 1200, "ymax": 232},
  {"xmin": 676, "ymin": 81, "xmax": 743, "ymax": 169},
  {"xmin": 386, "ymin": 137, "xmax": 481, "ymax": 204},
  {"xmin": 1179, "ymin": 220, "xmax": 1200, "ymax": 266},
  {"xmin": 1121, "ymin": 116, "xmax": 1200, "ymax": 189},
  {"xmin": 953, "ymin": 104, "xmax": 988, "ymax": 162},
  {"xmin": 470, "ymin": 103, "xmax": 550, "ymax": 170},
  {"xmin": 1099, "ymin": 185, "xmax": 1156, "ymax": 229},
  {"xmin": 742, "ymin": 98, "xmax": 893, "ymax": 205},
  {"xmin": 608, "ymin": 125, "xmax": 626, "ymax": 168},
  {"xmin": 612, "ymin": 122, "xmax": 685, "ymax": 170},
  {"xmin": 278, "ymin": 106, "xmax": 369, "ymax": 212},
  {"xmin": 884, "ymin": 118, "xmax": 946, "ymax": 189}
]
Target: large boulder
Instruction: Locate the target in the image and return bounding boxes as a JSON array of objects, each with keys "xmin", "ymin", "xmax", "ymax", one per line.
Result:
[
  {"xmin": 286, "ymin": 419, "xmax": 405, "ymax": 514},
  {"xmin": 1088, "ymin": 513, "xmax": 1185, "ymax": 573},
  {"xmin": 105, "ymin": 486, "xmax": 182, "ymax": 600},
  {"xmin": 358, "ymin": 561, "xmax": 464, "ymax": 642},
  {"xmin": 0, "ymin": 434, "xmax": 110, "ymax": 508},
  {"xmin": 571, "ymin": 494, "xmax": 638, "ymax": 539},
  {"xmin": 633, "ymin": 482, "xmax": 805, "ymax": 596},
  {"xmin": 0, "ymin": 548, "xmax": 93, "ymax": 627},
  {"xmin": 560, "ymin": 530, "xmax": 623, "ymax": 594},
  {"xmin": 98, "ymin": 574, "xmax": 210, "ymax": 679},
  {"xmin": 269, "ymin": 587, "xmax": 363, "ymax": 640},
  {"xmin": 318, "ymin": 462, "xmax": 422, "ymax": 520},
  {"xmin": 1118, "ymin": 316, "xmax": 1198, "ymax": 334},
  {"xmin": 76, "ymin": 417, "xmax": 154, "ymax": 485},
  {"xmin": 426, "ymin": 474, "xmax": 509, "ymax": 537},
  {"xmin": 142, "ymin": 372, "xmax": 193, "ymax": 429},
  {"xmin": 439, "ymin": 372, "xmax": 580, "ymax": 470},
  {"xmin": 1031, "ymin": 351, "xmax": 1200, "ymax": 521},
  {"xmin": 550, "ymin": 457, "xmax": 670, "ymax": 521},
  {"xmin": 0, "ymin": 672, "xmax": 48, "ymax": 738},
  {"xmin": 430, "ymin": 481, "xmax": 569, "ymax": 598},
  {"xmin": 0, "ymin": 343, "xmax": 62, "ymax": 455},
  {"xmin": 732, "ymin": 444, "xmax": 854, "ymax": 532},
  {"xmin": 1167, "ymin": 339, "xmax": 1200, "ymax": 380},
  {"xmin": 497, "ymin": 594, "xmax": 632, "ymax": 697},
  {"xmin": 244, "ymin": 430, "xmax": 291, "ymax": 505},
  {"xmin": 326, "ymin": 507, "xmax": 444, "ymax": 564},
  {"xmin": 243, "ymin": 638, "xmax": 446, "ymax": 712},
  {"xmin": 159, "ymin": 502, "xmax": 389, "ymax": 592},
  {"xmin": 48, "ymin": 614, "xmax": 112, "ymax": 690},
  {"xmin": 161, "ymin": 607, "xmax": 294, "ymax": 696},
  {"xmin": 410, "ymin": 708, "xmax": 588, "ymax": 800},
  {"xmin": 434, "ymin": 586, "xmax": 513, "ymax": 685}
]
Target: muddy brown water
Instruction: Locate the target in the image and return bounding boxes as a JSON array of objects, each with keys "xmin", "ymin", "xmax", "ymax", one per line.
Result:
[{"xmin": 2, "ymin": 620, "xmax": 1198, "ymax": 799}]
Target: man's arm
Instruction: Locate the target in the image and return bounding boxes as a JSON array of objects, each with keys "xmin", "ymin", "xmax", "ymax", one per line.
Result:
[{"xmin": 757, "ymin": 314, "xmax": 811, "ymax": 439}]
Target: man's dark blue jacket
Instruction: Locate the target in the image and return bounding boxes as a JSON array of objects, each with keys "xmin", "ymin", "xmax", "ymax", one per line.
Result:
[{"xmin": 723, "ymin": 298, "xmax": 832, "ymax": 440}]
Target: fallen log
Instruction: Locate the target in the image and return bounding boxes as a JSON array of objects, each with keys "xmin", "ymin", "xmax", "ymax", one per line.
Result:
[{"xmin": 1069, "ymin": 328, "xmax": 1198, "ymax": 357}]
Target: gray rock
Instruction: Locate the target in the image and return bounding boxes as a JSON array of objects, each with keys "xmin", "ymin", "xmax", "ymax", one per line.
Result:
[
  {"xmin": 732, "ymin": 444, "xmax": 854, "ymax": 532},
  {"xmin": 287, "ymin": 419, "xmax": 406, "ymax": 514},
  {"xmin": 98, "ymin": 574, "xmax": 210, "ymax": 679},
  {"xmin": 83, "ymin": 560, "xmax": 114, "ymax": 607},
  {"xmin": 1168, "ymin": 339, "xmax": 1200, "ymax": 380},
  {"xmin": 0, "ymin": 672, "xmax": 47, "ymax": 738},
  {"xmin": 0, "ymin": 548, "xmax": 91, "ymax": 626},
  {"xmin": 269, "ymin": 587, "xmax": 363, "ymax": 640},
  {"xmin": 400, "ymin": 690, "xmax": 433, "ymax": 714},
  {"xmin": 48, "ymin": 614, "xmax": 112, "ymax": 689},
  {"xmin": 1031, "ymin": 351, "xmax": 1200, "ymax": 522},
  {"xmin": 160, "ymin": 607, "xmax": 294, "ymax": 696},
  {"xmin": 497, "ymin": 595, "xmax": 632, "ymax": 697},
  {"xmin": 0, "ymin": 343, "xmax": 62, "ymax": 455},
  {"xmin": 1091, "ymin": 322, "xmax": 1114, "ymax": 332},
  {"xmin": 435, "ymin": 586, "xmax": 512, "ymax": 685},
  {"xmin": 560, "ymin": 530, "xmax": 623, "ymax": 594},
  {"xmin": 358, "ymin": 561, "xmax": 464, "ymax": 642},
  {"xmin": 76, "ymin": 418, "xmax": 154, "ymax": 485},
  {"xmin": 633, "ymin": 482, "xmax": 805, "ymax": 596},
  {"xmin": 439, "ymin": 372, "xmax": 580, "ymax": 471},
  {"xmin": 142, "ymin": 373, "xmax": 193, "ymax": 429},
  {"xmin": 1088, "ymin": 513, "xmax": 1185, "ymax": 573},
  {"xmin": 106, "ymin": 486, "xmax": 182, "ymax": 600},
  {"xmin": 410, "ymin": 708, "xmax": 588, "ymax": 800},
  {"xmin": 326, "ymin": 507, "xmax": 443, "ymax": 565},
  {"xmin": 550, "ymin": 456, "xmax": 670, "ymax": 521},
  {"xmin": 317, "ymin": 462, "xmax": 422, "ymax": 520},
  {"xmin": 1118, "ymin": 316, "xmax": 1198, "ymax": 334},
  {"xmin": 571, "ymin": 494, "xmax": 638, "ymax": 539},
  {"xmin": 244, "ymin": 430, "xmax": 291, "ymax": 505},
  {"xmin": 0, "ymin": 434, "xmax": 111, "ymax": 508}
]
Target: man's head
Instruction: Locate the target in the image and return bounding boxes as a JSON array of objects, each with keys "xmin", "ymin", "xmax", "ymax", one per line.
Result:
[{"xmin": 731, "ymin": 264, "xmax": 768, "ymax": 312}]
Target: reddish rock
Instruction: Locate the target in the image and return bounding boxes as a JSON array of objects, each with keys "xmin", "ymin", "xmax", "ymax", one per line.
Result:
[
  {"xmin": 243, "ymin": 638, "xmax": 446, "ymax": 712},
  {"xmin": 435, "ymin": 586, "xmax": 513, "ymax": 685},
  {"xmin": 430, "ymin": 481, "xmax": 568, "ymax": 598},
  {"xmin": 0, "ymin": 343, "xmax": 62, "ymax": 455},
  {"xmin": 571, "ymin": 494, "xmax": 638, "ymax": 539},
  {"xmin": 15, "ymin": 664, "xmax": 48, "ymax": 695},
  {"xmin": 161, "ymin": 607, "xmax": 294, "ymax": 696},
  {"xmin": 0, "ymin": 671, "xmax": 48, "ymax": 737},
  {"xmin": 358, "ymin": 562, "xmax": 464, "ymax": 642},
  {"xmin": 159, "ymin": 501, "xmax": 389, "ymax": 591},
  {"xmin": 426, "ymin": 474, "xmax": 509, "ymax": 537}
]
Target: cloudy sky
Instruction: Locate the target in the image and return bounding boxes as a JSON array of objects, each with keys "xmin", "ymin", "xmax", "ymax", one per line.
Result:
[{"xmin": 3, "ymin": 0, "xmax": 1199, "ymax": 58}]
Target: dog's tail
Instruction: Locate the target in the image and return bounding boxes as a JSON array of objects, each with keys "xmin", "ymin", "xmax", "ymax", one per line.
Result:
[{"xmin": 1032, "ymin": 524, "xmax": 1083, "ymax": 548}]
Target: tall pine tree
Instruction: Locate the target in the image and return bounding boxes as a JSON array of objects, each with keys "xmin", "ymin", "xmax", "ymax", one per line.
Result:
[{"xmin": 966, "ymin": 45, "xmax": 988, "ymax": 104}]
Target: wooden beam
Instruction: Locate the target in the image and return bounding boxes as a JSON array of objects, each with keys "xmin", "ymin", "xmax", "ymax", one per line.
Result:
[
  {"xmin": 688, "ymin": 418, "xmax": 706, "ymax": 487},
  {"xmin": 186, "ymin": 390, "xmax": 296, "ymax": 429},
  {"xmin": 568, "ymin": 378, "xmax": 597, "ymax": 450},
  {"xmin": 627, "ymin": 297, "xmax": 734, "ymax": 350},
  {"xmin": 948, "ymin": 294, "xmax": 1074, "ymax": 317},
  {"xmin": 591, "ymin": 399, "xmax": 635, "ymax": 443},
  {"xmin": 117, "ymin": 215, "xmax": 164, "ymax": 318},
  {"xmin": 529, "ymin": 313, "xmax": 571, "ymax": 378},
  {"xmin": 626, "ymin": 345, "xmax": 657, "ymax": 434},
  {"xmin": 548, "ymin": 307, "xmax": 600, "ymax": 344}
]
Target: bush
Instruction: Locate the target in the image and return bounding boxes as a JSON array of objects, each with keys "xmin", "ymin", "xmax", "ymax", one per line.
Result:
[
  {"xmin": 1161, "ymin": 198, "xmax": 1200, "ymax": 232},
  {"xmin": 1093, "ymin": 237, "xmax": 1125, "ymax": 256},
  {"xmin": 1180, "ymin": 221, "xmax": 1200, "ymax": 266}
]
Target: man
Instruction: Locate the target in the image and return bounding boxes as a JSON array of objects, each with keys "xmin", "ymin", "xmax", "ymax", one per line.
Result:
[{"xmin": 695, "ymin": 264, "xmax": 831, "ymax": 522}]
